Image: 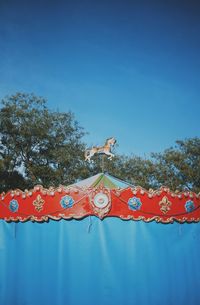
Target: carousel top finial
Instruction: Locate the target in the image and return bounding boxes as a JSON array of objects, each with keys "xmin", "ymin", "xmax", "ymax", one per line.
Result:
[{"xmin": 85, "ymin": 137, "xmax": 117, "ymax": 163}]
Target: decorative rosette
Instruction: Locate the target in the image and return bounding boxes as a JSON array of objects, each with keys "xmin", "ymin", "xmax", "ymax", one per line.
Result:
[
  {"xmin": 93, "ymin": 193, "xmax": 109, "ymax": 208},
  {"xmin": 185, "ymin": 200, "xmax": 195, "ymax": 213},
  {"xmin": 60, "ymin": 195, "xmax": 74, "ymax": 209},
  {"xmin": 9, "ymin": 199, "xmax": 19, "ymax": 213},
  {"xmin": 128, "ymin": 197, "xmax": 142, "ymax": 211},
  {"xmin": 90, "ymin": 188, "xmax": 111, "ymax": 218}
]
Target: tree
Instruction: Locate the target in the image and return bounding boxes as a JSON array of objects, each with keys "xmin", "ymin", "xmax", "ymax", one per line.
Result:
[
  {"xmin": 0, "ymin": 92, "xmax": 88, "ymax": 192},
  {"xmin": 1, "ymin": 93, "xmax": 200, "ymax": 193},
  {"xmin": 117, "ymin": 155, "xmax": 157, "ymax": 189},
  {"xmin": 151, "ymin": 138, "xmax": 200, "ymax": 192}
]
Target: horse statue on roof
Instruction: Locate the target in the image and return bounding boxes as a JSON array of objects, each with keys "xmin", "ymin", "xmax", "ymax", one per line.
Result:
[{"xmin": 85, "ymin": 137, "xmax": 117, "ymax": 163}]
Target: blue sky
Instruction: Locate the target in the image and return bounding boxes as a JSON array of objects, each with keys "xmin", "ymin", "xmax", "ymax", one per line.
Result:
[{"xmin": 0, "ymin": 0, "xmax": 200, "ymax": 156}]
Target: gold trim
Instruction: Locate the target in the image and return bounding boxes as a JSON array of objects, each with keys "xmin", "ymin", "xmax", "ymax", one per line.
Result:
[
  {"xmin": 2, "ymin": 214, "xmax": 200, "ymax": 223},
  {"xmin": 1, "ymin": 184, "xmax": 199, "ymax": 200}
]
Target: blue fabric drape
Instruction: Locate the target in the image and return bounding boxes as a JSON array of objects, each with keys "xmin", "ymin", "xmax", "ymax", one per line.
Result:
[{"xmin": 0, "ymin": 218, "xmax": 200, "ymax": 305}]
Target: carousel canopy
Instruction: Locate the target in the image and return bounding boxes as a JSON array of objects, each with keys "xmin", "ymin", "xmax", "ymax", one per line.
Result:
[
  {"xmin": 0, "ymin": 172, "xmax": 200, "ymax": 223},
  {"xmin": 1, "ymin": 172, "xmax": 200, "ymax": 305}
]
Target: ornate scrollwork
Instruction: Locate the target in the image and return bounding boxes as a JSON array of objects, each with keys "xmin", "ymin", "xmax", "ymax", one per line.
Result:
[
  {"xmin": 159, "ymin": 196, "xmax": 172, "ymax": 214},
  {"xmin": 89, "ymin": 187, "xmax": 111, "ymax": 218},
  {"xmin": 33, "ymin": 195, "xmax": 45, "ymax": 212}
]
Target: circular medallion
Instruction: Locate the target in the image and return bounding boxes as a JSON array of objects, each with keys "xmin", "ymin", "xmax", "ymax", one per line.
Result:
[
  {"xmin": 185, "ymin": 200, "xmax": 195, "ymax": 213},
  {"xmin": 60, "ymin": 195, "xmax": 74, "ymax": 209},
  {"xmin": 128, "ymin": 196, "xmax": 142, "ymax": 211},
  {"xmin": 93, "ymin": 193, "xmax": 109, "ymax": 209},
  {"xmin": 9, "ymin": 199, "xmax": 19, "ymax": 213}
]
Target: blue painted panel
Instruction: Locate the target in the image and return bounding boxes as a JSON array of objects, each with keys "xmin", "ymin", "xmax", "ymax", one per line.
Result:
[{"xmin": 0, "ymin": 218, "xmax": 200, "ymax": 305}]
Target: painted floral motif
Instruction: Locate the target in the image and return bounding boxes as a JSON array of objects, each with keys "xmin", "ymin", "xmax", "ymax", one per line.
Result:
[
  {"xmin": 159, "ymin": 196, "xmax": 171, "ymax": 214},
  {"xmin": 33, "ymin": 195, "xmax": 45, "ymax": 212},
  {"xmin": 9, "ymin": 199, "xmax": 19, "ymax": 213},
  {"xmin": 60, "ymin": 195, "xmax": 74, "ymax": 209},
  {"xmin": 185, "ymin": 200, "xmax": 195, "ymax": 213},
  {"xmin": 128, "ymin": 197, "xmax": 142, "ymax": 211}
]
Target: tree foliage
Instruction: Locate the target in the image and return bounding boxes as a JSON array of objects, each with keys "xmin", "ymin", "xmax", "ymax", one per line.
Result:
[
  {"xmin": 85, "ymin": 139, "xmax": 200, "ymax": 192},
  {"xmin": 151, "ymin": 138, "xmax": 200, "ymax": 192},
  {"xmin": 0, "ymin": 93, "xmax": 88, "ymax": 192},
  {"xmin": 0, "ymin": 93, "xmax": 200, "ymax": 193}
]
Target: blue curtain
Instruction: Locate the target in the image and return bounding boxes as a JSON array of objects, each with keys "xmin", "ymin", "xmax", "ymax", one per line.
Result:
[{"xmin": 0, "ymin": 218, "xmax": 200, "ymax": 305}]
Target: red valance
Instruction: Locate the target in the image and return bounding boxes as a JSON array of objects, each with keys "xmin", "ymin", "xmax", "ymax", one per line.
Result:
[{"xmin": 1, "ymin": 173, "xmax": 199, "ymax": 223}]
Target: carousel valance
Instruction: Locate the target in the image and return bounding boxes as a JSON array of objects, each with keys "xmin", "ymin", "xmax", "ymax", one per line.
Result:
[{"xmin": 1, "ymin": 173, "xmax": 200, "ymax": 223}]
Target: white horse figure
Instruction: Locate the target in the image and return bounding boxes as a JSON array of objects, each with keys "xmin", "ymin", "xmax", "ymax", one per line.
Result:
[{"xmin": 85, "ymin": 137, "xmax": 117, "ymax": 163}]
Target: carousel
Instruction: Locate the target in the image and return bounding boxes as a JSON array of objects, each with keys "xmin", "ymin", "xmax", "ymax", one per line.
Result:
[{"xmin": 0, "ymin": 138, "xmax": 200, "ymax": 305}]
